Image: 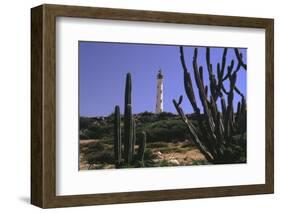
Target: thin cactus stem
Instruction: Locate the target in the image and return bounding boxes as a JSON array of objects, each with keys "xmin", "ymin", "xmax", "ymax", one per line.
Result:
[
  {"xmin": 138, "ymin": 132, "xmax": 146, "ymax": 163},
  {"xmin": 114, "ymin": 105, "xmax": 122, "ymax": 167},
  {"xmin": 132, "ymin": 118, "xmax": 136, "ymax": 159}
]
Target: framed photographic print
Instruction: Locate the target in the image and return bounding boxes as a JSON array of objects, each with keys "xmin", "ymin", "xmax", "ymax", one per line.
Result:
[{"xmin": 31, "ymin": 4, "xmax": 274, "ymax": 208}]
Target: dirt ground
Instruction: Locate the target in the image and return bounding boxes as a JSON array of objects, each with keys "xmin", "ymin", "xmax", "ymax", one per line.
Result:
[{"xmin": 79, "ymin": 139, "xmax": 207, "ymax": 170}]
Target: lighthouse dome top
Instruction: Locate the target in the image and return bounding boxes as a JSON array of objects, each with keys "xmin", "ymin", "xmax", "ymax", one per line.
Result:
[{"xmin": 157, "ymin": 70, "xmax": 163, "ymax": 79}]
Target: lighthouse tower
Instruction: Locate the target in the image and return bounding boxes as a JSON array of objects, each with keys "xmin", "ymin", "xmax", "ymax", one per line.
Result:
[{"xmin": 155, "ymin": 70, "xmax": 164, "ymax": 114}]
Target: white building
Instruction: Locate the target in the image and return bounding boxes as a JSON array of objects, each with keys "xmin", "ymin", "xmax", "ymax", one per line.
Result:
[{"xmin": 155, "ymin": 70, "xmax": 164, "ymax": 114}]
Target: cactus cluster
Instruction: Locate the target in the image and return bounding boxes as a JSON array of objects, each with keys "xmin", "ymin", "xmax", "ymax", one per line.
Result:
[
  {"xmin": 114, "ymin": 73, "xmax": 146, "ymax": 168},
  {"xmin": 173, "ymin": 46, "xmax": 247, "ymax": 163}
]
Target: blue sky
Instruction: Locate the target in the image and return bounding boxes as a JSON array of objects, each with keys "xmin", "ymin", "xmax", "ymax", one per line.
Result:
[{"xmin": 79, "ymin": 41, "xmax": 246, "ymax": 117}]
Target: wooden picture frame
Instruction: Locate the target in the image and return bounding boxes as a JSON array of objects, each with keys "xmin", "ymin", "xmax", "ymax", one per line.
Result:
[{"xmin": 31, "ymin": 4, "xmax": 274, "ymax": 208}]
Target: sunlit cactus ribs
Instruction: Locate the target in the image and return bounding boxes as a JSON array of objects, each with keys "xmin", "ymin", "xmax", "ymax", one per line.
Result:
[
  {"xmin": 173, "ymin": 46, "xmax": 247, "ymax": 164},
  {"xmin": 114, "ymin": 73, "xmax": 146, "ymax": 168}
]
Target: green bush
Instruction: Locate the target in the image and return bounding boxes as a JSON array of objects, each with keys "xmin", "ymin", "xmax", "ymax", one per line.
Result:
[
  {"xmin": 80, "ymin": 113, "xmax": 193, "ymax": 142},
  {"xmin": 87, "ymin": 142, "xmax": 105, "ymax": 151},
  {"xmin": 80, "ymin": 117, "xmax": 92, "ymax": 129},
  {"xmin": 217, "ymin": 133, "xmax": 247, "ymax": 163},
  {"xmin": 191, "ymin": 160, "xmax": 208, "ymax": 165},
  {"xmin": 85, "ymin": 150, "xmax": 114, "ymax": 165},
  {"xmin": 146, "ymin": 142, "xmax": 169, "ymax": 148},
  {"xmin": 157, "ymin": 112, "xmax": 175, "ymax": 119},
  {"xmin": 142, "ymin": 119, "xmax": 188, "ymax": 142},
  {"xmin": 79, "ymin": 130, "xmax": 90, "ymax": 139}
]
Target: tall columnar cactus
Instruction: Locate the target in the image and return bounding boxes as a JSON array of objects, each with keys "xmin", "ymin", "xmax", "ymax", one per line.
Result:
[
  {"xmin": 173, "ymin": 46, "xmax": 247, "ymax": 163},
  {"xmin": 124, "ymin": 73, "xmax": 132, "ymax": 114},
  {"xmin": 124, "ymin": 104, "xmax": 133, "ymax": 163},
  {"xmin": 114, "ymin": 73, "xmax": 146, "ymax": 168},
  {"xmin": 114, "ymin": 105, "xmax": 122, "ymax": 167},
  {"xmin": 123, "ymin": 73, "xmax": 133, "ymax": 164}
]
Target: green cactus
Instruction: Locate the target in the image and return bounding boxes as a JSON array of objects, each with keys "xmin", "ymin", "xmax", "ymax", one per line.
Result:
[
  {"xmin": 173, "ymin": 46, "xmax": 247, "ymax": 163},
  {"xmin": 114, "ymin": 105, "xmax": 122, "ymax": 167},
  {"xmin": 124, "ymin": 72, "xmax": 133, "ymax": 163},
  {"xmin": 124, "ymin": 73, "xmax": 132, "ymax": 114},
  {"xmin": 132, "ymin": 118, "xmax": 136, "ymax": 158},
  {"xmin": 113, "ymin": 72, "xmax": 146, "ymax": 168},
  {"xmin": 124, "ymin": 104, "xmax": 133, "ymax": 164},
  {"xmin": 138, "ymin": 132, "xmax": 146, "ymax": 162}
]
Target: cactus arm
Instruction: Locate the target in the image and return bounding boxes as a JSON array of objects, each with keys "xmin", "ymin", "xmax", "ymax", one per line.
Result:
[
  {"xmin": 220, "ymin": 96, "xmax": 227, "ymax": 119},
  {"xmin": 234, "ymin": 48, "xmax": 247, "ymax": 70},
  {"xmin": 206, "ymin": 47, "xmax": 219, "ymax": 100},
  {"xmin": 215, "ymin": 48, "xmax": 228, "ymax": 100},
  {"xmin": 192, "ymin": 48, "xmax": 216, "ymax": 133},
  {"xmin": 173, "ymin": 98, "xmax": 214, "ymax": 162},
  {"xmin": 180, "ymin": 47, "xmax": 217, "ymax": 152},
  {"xmin": 234, "ymin": 86, "xmax": 244, "ymax": 98},
  {"xmin": 179, "ymin": 46, "xmax": 200, "ymax": 114}
]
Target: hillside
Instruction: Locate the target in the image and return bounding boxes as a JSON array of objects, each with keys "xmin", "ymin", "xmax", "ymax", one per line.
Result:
[
  {"xmin": 79, "ymin": 112, "xmax": 210, "ymax": 170},
  {"xmin": 79, "ymin": 111, "xmax": 199, "ymax": 143},
  {"xmin": 79, "ymin": 112, "xmax": 246, "ymax": 170}
]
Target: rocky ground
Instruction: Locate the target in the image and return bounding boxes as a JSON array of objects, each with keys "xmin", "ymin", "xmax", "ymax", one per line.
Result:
[{"xmin": 79, "ymin": 140, "xmax": 208, "ymax": 170}]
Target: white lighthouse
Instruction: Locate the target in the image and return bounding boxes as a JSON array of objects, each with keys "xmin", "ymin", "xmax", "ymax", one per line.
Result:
[{"xmin": 155, "ymin": 70, "xmax": 164, "ymax": 114}]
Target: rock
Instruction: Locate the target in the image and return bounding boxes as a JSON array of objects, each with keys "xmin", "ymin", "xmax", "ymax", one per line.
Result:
[
  {"xmin": 168, "ymin": 159, "xmax": 180, "ymax": 165},
  {"xmin": 152, "ymin": 159, "xmax": 160, "ymax": 163},
  {"xmin": 155, "ymin": 151, "xmax": 164, "ymax": 159}
]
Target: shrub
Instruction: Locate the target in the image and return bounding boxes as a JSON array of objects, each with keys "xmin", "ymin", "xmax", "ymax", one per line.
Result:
[
  {"xmin": 87, "ymin": 142, "xmax": 105, "ymax": 151},
  {"xmin": 85, "ymin": 150, "xmax": 114, "ymax": 165},
  {"xmin": 80, "ymin": 112, "xmax": 194, "ymax": 143},
  {"xmin": 146, "ymin": 142, "xmax": 169, "ymax": 148},
  {"xmin": 191, "ymin": 160, "xmax": 208, "ymax": 165},
  {"xmin": 79, "ymin": 130, "xmax": 89, "ymax": 139},
  {"xmin": 159, "ymin": 160, "xmax": 171, "ymax": 167},
  {"xmin": 157, "ymin": 112, "xmax": 175, "ymax": 119},
  {"xmin": 142, "ymin": 119, "xmax": 189, "ymax": 142},
  {"xmin": 80, "ymin": 117, "xmax": 92, "ymax": 129}
]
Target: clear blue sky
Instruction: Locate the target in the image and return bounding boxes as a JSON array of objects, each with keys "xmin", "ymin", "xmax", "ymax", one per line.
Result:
[{"xmin": 79, "ymin": 41, "xmax": 246, "ymax": 117}]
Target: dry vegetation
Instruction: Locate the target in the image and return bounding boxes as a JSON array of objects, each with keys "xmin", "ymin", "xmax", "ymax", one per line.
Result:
[{"xmin": 79, "ymin": 139, "xmax": 207, "ymax": 170}]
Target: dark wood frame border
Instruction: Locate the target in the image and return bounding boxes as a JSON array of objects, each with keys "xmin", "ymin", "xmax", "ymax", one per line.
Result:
[{"xmin": 31, "ymin": 4, "xmax": 274, "ymax": 208}]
